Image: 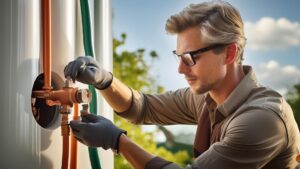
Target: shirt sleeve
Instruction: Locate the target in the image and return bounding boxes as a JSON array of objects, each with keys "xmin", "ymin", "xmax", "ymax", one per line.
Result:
[
  {"xmin": 190, "ymin": 109, "xmax": 287, "ymax": 169},
  {"xmin": 145, "ymin": 156, "xmax": 190, "ymax": 169},
  {"xmin": 116, "ymin": 87, "xmax": 205, "ymax": 125}
]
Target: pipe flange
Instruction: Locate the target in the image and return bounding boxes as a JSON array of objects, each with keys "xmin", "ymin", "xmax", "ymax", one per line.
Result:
[{"xmin": 31, "ymin": 72, "xmax": 64, "ymax": 130}]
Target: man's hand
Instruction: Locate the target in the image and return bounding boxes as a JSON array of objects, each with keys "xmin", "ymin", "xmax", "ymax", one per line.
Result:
[
  {"xmin": 64, "ymin": 56, "xmax": 113, "ymax": 90},
  {"xmin": 70, "ymin": 114, "xmax": 126, "ymax": 151}
]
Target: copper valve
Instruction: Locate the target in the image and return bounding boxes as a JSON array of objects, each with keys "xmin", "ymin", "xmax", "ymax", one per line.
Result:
[
  {"xmin": 32, "ymin": 88, "xmax": 91, "ymax": 107},
  {"xmin": 32, "ymin": 78, "xmax": 91, "ymax": 107}
]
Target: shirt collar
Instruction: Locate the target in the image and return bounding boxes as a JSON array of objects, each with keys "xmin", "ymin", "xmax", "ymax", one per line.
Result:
[{"xmin": 205, "ymin": 65, "xmax": 258, "ymax": 117}]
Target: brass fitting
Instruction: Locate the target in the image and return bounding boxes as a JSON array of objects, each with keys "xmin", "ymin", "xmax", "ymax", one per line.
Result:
[
  {"xmin": 32, "ymin": 87, "xmax": 91, "ymax": 107},
  {"xmin": 80, "ymin": 104, "xmax": 89, "ymax": 116},
  {"xmin": 61, "ymin": 114, "xmax": 70, "ymax": 136}
]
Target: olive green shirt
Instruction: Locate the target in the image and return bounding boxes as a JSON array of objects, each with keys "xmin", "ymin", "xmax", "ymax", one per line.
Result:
[{"xmin": 117, "ymin": 66, "xmax": 300, "ymax": 169}]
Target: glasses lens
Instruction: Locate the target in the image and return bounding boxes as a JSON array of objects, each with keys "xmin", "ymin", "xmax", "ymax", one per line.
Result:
[
  {"xmin": 181, "ymin": 53, "xmax": 194, "ymax": 66},
  {"xmin": 173, "ymin": 51, "xmax": 194, "ymax": 66}
]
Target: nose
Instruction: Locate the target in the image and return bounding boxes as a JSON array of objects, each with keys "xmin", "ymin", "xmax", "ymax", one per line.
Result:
[{"xmin": 178, "ymin": 59, "xmax": 190, "ymax": 74}]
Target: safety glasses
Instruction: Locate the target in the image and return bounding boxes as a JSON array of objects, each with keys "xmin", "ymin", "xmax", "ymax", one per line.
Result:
[{"xmin": 172, "ymin": 44, "xmax": 227, "ymax": 66}]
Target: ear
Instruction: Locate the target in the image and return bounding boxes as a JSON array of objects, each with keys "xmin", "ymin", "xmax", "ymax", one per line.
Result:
[{"xmin": 225, "ymin": 43, "xmax": 237, "ymax": 64}]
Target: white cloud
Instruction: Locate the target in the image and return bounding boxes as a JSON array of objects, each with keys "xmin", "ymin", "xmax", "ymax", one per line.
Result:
[
  {"xmin": 266, "ymin": 60, "xmax": 279, "ymax": 70},
  {"xmin": 255, "ymin": 60, "xmax": 300, "ymax": 96},
  {"xmin": 245, "ymin": 17, "xmax": 300, "ymax": 50}
]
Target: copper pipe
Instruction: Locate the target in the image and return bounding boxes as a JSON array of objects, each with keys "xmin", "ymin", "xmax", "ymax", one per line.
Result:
[
  {"xmin": 61, "ymin": 136, "xmax": 69, "ymax": 169},
  {"xmin": 61, "ymin": 114, "xmax": 70, "ymax": 169},
  {"xmin": 70, "ymin": 103, "xmax": 79, "ymax": 169},
  {"xmin": 42, "ymin": 0, "xmax": 51, "ymax": 90}
]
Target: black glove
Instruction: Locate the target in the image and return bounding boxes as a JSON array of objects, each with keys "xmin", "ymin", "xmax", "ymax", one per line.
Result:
[
  {"xmin": 64, "ymin": 56, "xmax": 113, "ymax": 90},
  {"xmin": 70, "ymin": 114, "xmax": 126, "ymax": 151}
]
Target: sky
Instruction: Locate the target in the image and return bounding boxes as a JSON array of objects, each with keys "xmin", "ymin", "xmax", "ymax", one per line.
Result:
[{"xmin": 112, "ymin": 0, "xmax": 300, "ymax": 139}]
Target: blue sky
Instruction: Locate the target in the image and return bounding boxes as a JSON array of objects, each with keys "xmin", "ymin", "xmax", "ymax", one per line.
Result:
[{"xmin": 112, "ymin": 0, "xmax": 300, "ymax": 137}]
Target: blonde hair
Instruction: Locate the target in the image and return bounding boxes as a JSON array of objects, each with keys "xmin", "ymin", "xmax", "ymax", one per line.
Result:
[{"xmin": 165, "ymin": 1, "xmax": 246, "ymax": 64}]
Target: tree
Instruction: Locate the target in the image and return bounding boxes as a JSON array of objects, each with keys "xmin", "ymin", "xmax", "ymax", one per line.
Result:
[
  {"xmin": 113, "ymin": 33, "xmax": 190, "ymax": 168},
  {"xmin": 286, "ymin": 82, "xmax": 300, "ymax": 127}
]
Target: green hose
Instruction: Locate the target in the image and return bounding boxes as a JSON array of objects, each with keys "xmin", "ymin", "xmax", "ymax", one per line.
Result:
[
  {"xmin": 80, "ymin": 0, "xmax": 94, "ymax": 57},
  {"xmin": 80, "ymin": 0, "xmax": 102, "ymax": 169}
]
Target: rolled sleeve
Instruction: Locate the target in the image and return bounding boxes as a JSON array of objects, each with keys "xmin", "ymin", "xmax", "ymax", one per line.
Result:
[{"xmin": 115, "ymin": 88, "xmax": 145, "ymax": 124}]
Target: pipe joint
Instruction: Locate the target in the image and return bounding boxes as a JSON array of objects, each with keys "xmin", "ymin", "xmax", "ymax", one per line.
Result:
[{"xmin": 32, "ymin": 87, "xmax": 92, "ymax": 107}]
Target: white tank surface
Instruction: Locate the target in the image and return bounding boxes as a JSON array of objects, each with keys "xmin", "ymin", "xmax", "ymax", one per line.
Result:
[
  {"xmin": 0, "ymin": 0, "xmax": 41, "ymax": 168},
  {"xmin": 0, "ymin": 0, "xmax": 113, "ymax": 168}
]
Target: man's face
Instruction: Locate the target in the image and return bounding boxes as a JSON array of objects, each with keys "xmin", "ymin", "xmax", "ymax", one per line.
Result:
[{"xmin": 176, "ymin": 26, "xmax": 227, "ymax": 94}]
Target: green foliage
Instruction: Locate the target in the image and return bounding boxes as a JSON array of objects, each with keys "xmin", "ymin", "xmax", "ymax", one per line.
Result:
[
  {"xmin": 286, "ymin": 82, "xmax": 300, "ymax": 127},
  {"xmin": 157, "ymin": 142, "xmax": 193, "ymax": 164},
  {"xmin": 113, "ymin": 33, "xmax": 163, "ymax": 93},
  {"xmin": 113, "ymin": 34, "xmax": 191, "ymax": 168}
]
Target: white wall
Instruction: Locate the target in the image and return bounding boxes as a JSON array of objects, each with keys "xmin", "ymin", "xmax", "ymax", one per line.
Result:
[{"xmin": 0, "ymin": 0, "xmax": 113, "ymax": 168}]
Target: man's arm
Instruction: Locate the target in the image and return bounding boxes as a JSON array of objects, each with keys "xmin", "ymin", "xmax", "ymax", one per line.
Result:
[
  {"xmin": 64, "ymin": 57, "xmax": 201, "ymax": 125},
  {"xmin": 70, "ymin": 114, "xmax": 182, "ymax": 169},
  {"xmin": 100, "ymin": 77, "xmax": 132, "ymax": 113},
  {"xmin": 119, "ymin": 134, "xmax": 154, "ymax": 169},
  {"xmin": 119, "ymin": 134, "xmax": 185, "ymax": 169}
]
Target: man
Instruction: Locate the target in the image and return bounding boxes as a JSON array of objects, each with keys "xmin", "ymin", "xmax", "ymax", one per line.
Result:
[{"xmin": 64, "ymin": 1, "xmax": 300, "ymax": 168}]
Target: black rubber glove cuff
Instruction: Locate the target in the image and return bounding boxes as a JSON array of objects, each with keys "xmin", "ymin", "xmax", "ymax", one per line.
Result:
[
  {"xmin": 95, "ymin": 72, "xmax": 113, "ymax": 90},
  {"xmin": 113, "ymin": 129, "xmax": 127, "ymax": 155}
]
